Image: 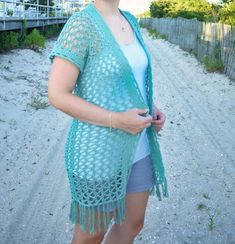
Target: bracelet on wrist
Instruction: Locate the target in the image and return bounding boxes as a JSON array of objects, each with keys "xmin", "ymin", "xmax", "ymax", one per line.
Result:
[{"xmin": 108, "ymin": 111, "xmax": 113, "ymax": 133}]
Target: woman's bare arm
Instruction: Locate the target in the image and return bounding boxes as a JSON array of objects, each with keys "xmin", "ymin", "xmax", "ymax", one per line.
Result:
[
  {"xmin": 48, "ymin": 57, "xmax": 120, "ymax": 128},
  {"xmin": 48, "ymin": 57, "xmax": 152, "ymax": 134}
]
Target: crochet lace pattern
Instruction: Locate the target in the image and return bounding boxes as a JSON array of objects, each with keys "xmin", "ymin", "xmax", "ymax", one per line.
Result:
[{"xmin": 48, "ymin": 3, "xmax": 169, "ymax": 235}]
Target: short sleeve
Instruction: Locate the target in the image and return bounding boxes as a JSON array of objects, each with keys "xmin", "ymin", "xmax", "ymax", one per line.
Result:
[{"xmin": 48, "ymin": 12, "xmax": 89, "ymax": 73}]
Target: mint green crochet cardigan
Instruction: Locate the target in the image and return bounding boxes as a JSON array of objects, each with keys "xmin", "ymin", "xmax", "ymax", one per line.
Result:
[{"xmin": 48, "ymin": 3, "xmax": 169, "ymax": 235}]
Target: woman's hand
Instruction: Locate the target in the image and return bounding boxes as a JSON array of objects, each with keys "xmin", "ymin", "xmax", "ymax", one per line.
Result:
[
  {"xmin": 114, "ymin": 108, "xmax": 153, "ymax": 135},
  {"xmin": 151, "ymin": 103, "xmax": 166, "ymax": 133}
]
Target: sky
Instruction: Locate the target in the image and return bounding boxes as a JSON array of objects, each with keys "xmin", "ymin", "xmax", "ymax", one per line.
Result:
[
  {"xmin": 119, "ymin": 0, "xmax": 221, "ymax": 15},
  {"xmin": 119, "ymin": 0, "xmax": 152, "ymax": 15}
]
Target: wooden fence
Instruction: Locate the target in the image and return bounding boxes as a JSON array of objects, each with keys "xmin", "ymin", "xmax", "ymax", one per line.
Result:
[{"xmin": 140, "ymin": 17, "xmax": 235, "ymax": 81}]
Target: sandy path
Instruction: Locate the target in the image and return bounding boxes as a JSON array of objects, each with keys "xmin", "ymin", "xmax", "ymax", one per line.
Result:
[
  {"xmin": 0, "ymin": 29, "xmax": 234, "ymax": 244},
  {"xmin": 0, "ymin": 39, "xmax": 74, "ymax": 243},
  {"xmin": 132, "ymin": 29, "xmax": 235, "ymax": 244}
]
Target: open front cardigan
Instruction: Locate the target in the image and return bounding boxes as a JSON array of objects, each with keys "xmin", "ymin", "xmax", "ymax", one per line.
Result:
[{"xmin": 48, "ymin": 3, "xmax": 169, "ymax": 234}]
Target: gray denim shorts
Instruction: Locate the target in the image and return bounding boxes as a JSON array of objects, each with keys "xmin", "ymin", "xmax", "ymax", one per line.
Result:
[
  {"xmin": 126, "ymin": 154, "xmax": 155, "ymax": 193},
  {"xmin": 97, "ymin": 154, "xmax": 155, "ymax": 212}
]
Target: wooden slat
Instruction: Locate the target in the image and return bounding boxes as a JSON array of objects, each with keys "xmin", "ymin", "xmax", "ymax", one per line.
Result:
[{"xmin": 140, "ymin": 17, "xmax": 235, "ymax": 81}]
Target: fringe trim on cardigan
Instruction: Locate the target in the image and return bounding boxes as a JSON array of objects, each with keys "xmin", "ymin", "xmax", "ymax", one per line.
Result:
[
  {"xmin": 150, "ymin": 176, "xmax": 169, "ymax": 200},
  {"xmin": 69, "ymin": 177, "xmax": 169, "ymax": 235},
  {"xmin": 69, "ymin": 195, "xmax": 126, "ymax": 235}
]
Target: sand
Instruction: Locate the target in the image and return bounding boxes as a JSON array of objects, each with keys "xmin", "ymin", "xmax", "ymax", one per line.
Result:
[{"xmin": 0, "ymin": 29, "xmax": 234, "ymax": 243}]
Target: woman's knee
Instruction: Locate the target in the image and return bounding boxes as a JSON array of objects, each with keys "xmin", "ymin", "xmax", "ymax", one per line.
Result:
[
  {"xmin": 129, "ymin": 219, "xmax": 144, "ymax": 235},
  {"xmin": 72, "ymin": 208, "xmax": 113, "ymax": 244},
  {"xmin": 72, "ymin": 226, "xmax": 106, "ymax": 244},
  {"xmin": 116, "ymin": 217, "xmax": 145, "ymax": 237}
]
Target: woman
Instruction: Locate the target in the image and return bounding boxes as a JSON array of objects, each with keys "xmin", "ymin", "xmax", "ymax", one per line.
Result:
[{"xmin": 48, "ymin": 0, "xmax": 169, "ymax": 243}]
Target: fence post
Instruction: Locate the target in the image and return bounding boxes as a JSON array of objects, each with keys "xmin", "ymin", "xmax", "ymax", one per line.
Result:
[
  {"xmin": 2, "ymin": 0, "xmax": 5, "ymax": 30},
  {"xmin": 37, "ymin": 0, "xmax": 39, "ymax": 21},
  {"xmin": 47, "ymin": 0, "xmax": 49, "ymax": 18},
  {"xmin": 62, "ymin": 0, "xmax": 64, "ymax": 18},
  {"xmin": 67, "ymin": 0, "xmax": 68, "ymax": 17},
  {"xmin": 22, "ymin": 0, "xmax": 25, "ymax": 19}
]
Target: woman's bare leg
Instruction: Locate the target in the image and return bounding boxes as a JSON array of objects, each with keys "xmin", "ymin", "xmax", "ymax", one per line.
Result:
[
  {"xmin": 103, "ymin": 190, "xmax": 150, "ymax": 244},
  {"xmin": 71, "ymin": 206, "xmax": 114, "ymax": 244}
]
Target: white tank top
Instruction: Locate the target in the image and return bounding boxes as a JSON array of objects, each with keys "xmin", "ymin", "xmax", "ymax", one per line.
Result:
[{"xmin": 119, "ymin": 31, "xmax": 151, "ymax": 164}]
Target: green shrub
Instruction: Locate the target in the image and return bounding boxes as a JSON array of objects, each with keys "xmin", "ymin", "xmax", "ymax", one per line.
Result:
[
  {"xmin": 149, "ymin": 0, "xmax": 235, "ymax": 25},
  {"xmin": 43, "ymin": 24, "xmax": 62, "ymax": 38},
  {"xmin": 0, "ymin": 18, "xmax": 66, "ymax": 51},
  {"xmin": 139, "ymin": 22, "xmax": 148, "ymax": 28},
  {"xmin": 148, "ymin": 29, "xmax": 158, "ymax": 39},
  {"xmin": 18, "ymin": 19, "xmax": 27, "ymax": 47},
  {"xmin": 219, "ymin": 1, "xmax": 235, "ymax": 26},
  {"xmin": 150, "ymin": 0, "xmax": 171, "ymax": 18},
  {"xmin": 150, "ymin": 0, "xmax": 214, "ymax": 22},
  {"xmin": 174, "ymin": 10, "xmax": 205, "ymax": 21},
  {"xmin": 24, "ymin": 28, "xmax": 45, "ymax": 49},
  {"xmin": 0, "ymin": 31, "xmax": 20, "ymax": 51},
  {"xmin": 0, "ymin": 22, "xmax": 64, "ymax": 52},
  {"xmin": 147, "ymin": 28, "xmax": 168, "ymax": 40},
  {"xmin": 137, "ymin": 10, "xmax": 151, "ymax": 18},
  {"xmin": 192, "ymin": 50, "xmax": 198, "ymax": 57},
  {"xmin": 203, "ymin": 55, "xmax": 224, "ymax": 72}
]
